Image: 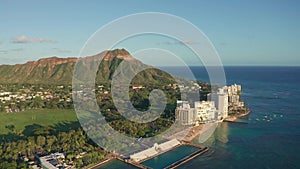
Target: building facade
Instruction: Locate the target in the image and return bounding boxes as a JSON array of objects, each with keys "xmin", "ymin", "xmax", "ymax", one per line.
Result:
[
  {"xmin": 177, "ymin": 84, "xmax": 244, "ymax": 125},
  {"xmin": 194, "ymin": 101, "xmax": 219, "ymax": 124},
  {"xmin": 176, "ymin": 100, "xmax": 220, "ymax": 125},
  {"xmin": 207, "ymin": 88, "xmax": 229, "ymax": 119},
  {"xmin": 176, "ymin": 101, "xmax": 195, "ymax": 125},
  {"xmin": 226, "ymin": 84, "xmax": 244, "ymax": 108}
]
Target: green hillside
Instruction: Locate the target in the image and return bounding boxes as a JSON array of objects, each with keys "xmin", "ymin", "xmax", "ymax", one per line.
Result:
[{"xmin": 0, "ymin": 49, "xmax": 175, "ymax": 85}]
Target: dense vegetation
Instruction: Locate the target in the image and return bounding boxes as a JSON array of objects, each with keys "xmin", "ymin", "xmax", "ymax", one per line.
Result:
[
  {"xmin": 0, "ymin": 58, "xmax": 76, "ymax": 84},
  {"xmin": 0, "ymin": 109, "xmax": 107, "ymax": 169},
  {"xmin": 0, "ymin": 127, "xmax": 106, "ymax": 168},
  {"xmin": 0, "ymin": 49, "xmax": 213, "ymax": 168},
  {"xmin": 98, "ymin": 84, "xmax": 180, "ymax": 138},
  {"xmin": 0, "ymin": 80, "xmax": 211, "ymax": 168}
]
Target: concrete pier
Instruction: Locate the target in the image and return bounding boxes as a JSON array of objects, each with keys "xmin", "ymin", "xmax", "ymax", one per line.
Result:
[
  {"xmin": 92, "ymin": 141, "xmax": 208, "ymax": 169},
  {"xmin": 164, "ymin": 146, "xmax": 209, "ymax": 169},
  {"xmin": 130, "ymin": 139, "xmax": 181, "ymax": 162}
]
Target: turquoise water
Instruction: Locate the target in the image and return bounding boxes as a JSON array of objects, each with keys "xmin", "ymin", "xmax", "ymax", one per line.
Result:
[
  {"xmin": 141, "ymin": 145, "xmax": 200, "ymax": 169},
  {"xmin": 171, "ymin": 66, "xmax": 300, "ymax": 169},
  {"xmin": 96, "ymin": 159, "xmax": 139, "ymax": 169},
  {"xmin": 96, "ymin": 67, "xmax": 300, "ymax": 168},
  {"xmin": 95, "ymin": 145, "xmax": 201, "ymax": 169}
]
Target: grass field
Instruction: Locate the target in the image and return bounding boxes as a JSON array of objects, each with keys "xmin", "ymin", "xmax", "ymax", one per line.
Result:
[{"xmin": 0, "ymin": 109, "xmax": 79, "ymax": 135}]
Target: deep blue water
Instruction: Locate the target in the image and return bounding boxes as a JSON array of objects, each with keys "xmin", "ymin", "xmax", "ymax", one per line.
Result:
[
  {"xmin": 98, "ymin": 66, "xmax": 300, "ymax": 169},
  {"xmin": 165, "ymin": 66, "xmax": 300, "ymax": 169}
]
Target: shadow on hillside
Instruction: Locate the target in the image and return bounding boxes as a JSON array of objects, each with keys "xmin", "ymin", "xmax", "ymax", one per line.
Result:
[
  {"xmin": 51, "ymin": 121, "xmax": 81, "ymax": 133},
  {"xmin": 0, "ymin": 132, "xmax": 22, "ymax": 143},
  {"xmin": 22, "ymin": 123, "xmax": 43, "ymax": 136},
  {"xmin": 0, "ymin": 121, "xmax": 81, "ymax": 142}
]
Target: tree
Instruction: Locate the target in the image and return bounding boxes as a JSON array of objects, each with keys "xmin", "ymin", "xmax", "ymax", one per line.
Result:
[
  {"xmin": 18, "ymin": 101, "xmax": 27, "ymax": 111},
  {"xmin": 66, "ymin": 153, "xmax": 75, "ymax": 162},
  {"xmin": 46, "ymin": 135, "xmax": 56, "ymax": 148},
  {"xmin": 36, "ymin": 136, "xmax": 46, "ymax": 148},
  {"xmin": 30, "ymin": 96, "xmax": 44, "ymax": 108},
  {"xmin": 0, "ymin": 161, "xmax": 17, "ymax": 169},
  {"xmin": 5, "ymin": 125, "xmax": 15, "ymax": 133}
]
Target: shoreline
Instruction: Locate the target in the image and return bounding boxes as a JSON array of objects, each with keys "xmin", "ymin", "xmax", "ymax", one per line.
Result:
[
  {"xmin": 224, "ymin": 108, "xmax": 250, "ymax": 122},
  {"xmin": 91, "ymin": 108, "xmax": 251, "ymax": 168},
  {"xmin": 182, "ymin": 122, "xmax": 219, "ymax": 143},
  {"xmin": 89, "ymin": 143, "xmax": 207, "ymax": 169},
  {"xmin": 183, "ymin": 108, "xmax": 251, "ymax": 142},
  {"xmin": 182, "ymin": 125, "xmax": 203, "ymax": 142}
]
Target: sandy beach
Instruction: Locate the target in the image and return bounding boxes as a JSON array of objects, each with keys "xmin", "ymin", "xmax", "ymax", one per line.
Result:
[{"xmin": 182, "ymin": 125, "xmax": 203, "ymax": 142}]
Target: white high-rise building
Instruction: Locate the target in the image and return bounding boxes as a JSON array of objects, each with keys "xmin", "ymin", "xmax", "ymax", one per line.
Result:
[
  {"xmin": 177, "ymin": 108, "xmax": 195, "ymax": 125},
  {"xmin": 226, "ymin": 84, "xmax": 244, "ymax": 108},
  {"xmin": 176, "ymin": 100, "xmax": 190, "ymax": 109},
  {"xmin": 176, "ymin": 100, "xmax": 220, "ymax": 125},
  {"xmin": 207, "ymin": 88, "xmax": 228, "ymax": 119},
  {"xmin": 194, "ymin": 101, "xmax": 219, "ymax": 123},
  {"xmin": 176, "ymin": 101, "xmax": 195, "ymax": 125}
]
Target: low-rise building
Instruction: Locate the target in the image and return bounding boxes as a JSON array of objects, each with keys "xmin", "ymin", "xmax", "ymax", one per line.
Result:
[
  {"xmin": 132, "ymin": 85, "xmax": 144, "ymax": 90},
  {"xmin": 39, "ymin": 153, "xmax": 67, "ymax": 169}
]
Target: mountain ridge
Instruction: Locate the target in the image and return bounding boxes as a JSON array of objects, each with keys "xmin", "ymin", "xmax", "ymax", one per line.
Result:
[{"xmin": 0, "ymin": 49, "xmax": 175, "ymax": 85}]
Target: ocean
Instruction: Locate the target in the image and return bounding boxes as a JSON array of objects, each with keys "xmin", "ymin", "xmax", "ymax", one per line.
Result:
[
  {"xmin": 98, "ymin": 66, "xmax": 300, "ymax": 169},
  {"xmin": 169, "ymin": 66, "xmax": 300, "ymax": 169}
]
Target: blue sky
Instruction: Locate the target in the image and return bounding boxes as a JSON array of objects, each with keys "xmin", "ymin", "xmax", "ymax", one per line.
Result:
[{"xmin": 0, "ymin": 0, "xmax": 299, "ymax": 66}]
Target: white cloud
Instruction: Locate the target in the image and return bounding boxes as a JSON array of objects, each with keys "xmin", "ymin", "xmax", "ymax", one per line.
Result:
[{"xmin": 12, "ymin": 35, "xmax": 57, "ymax": 43}]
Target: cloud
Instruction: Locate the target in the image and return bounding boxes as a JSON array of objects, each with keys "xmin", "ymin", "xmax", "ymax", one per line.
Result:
[
  {"xmin": 0, "ymin": 50, "xmax": 8, "ymax": 54},
  {"xmin": 0, "ymin": 48, "xmax": 24, "ymax": 55},
  {"xmin": 156, "ymin": 39, "xmax": 199, "ymax": 45},
  {"xmin": 12, "ymin": 35, "xmax": 57, "ymax": 43},
  {"xmin": 11, "ymin": 48, "xmax": 24, "ymax": 52},
  {"xmin": 52, "ymin": 48, "xmax": 72, "ymax": 53}
]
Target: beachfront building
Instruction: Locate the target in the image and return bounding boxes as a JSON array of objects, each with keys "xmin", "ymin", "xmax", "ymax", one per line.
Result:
[
  {"xmin": 194, "ymin": 101, "xmax": 220, "ymax": 124},
  {"xmin": 176, "ymin": 84, "xmax": 244, "ymax": 124},
  {"xmin": 176, "ymin": 100, "xmax": 220, "ymax": 125},
  {"xmin": 225, "ymin": 84, "xmax": 244, "ymax": 108},
  {"xmin": 227, "ymin": 84, "xmax": 241, "ymax": 95},
  {"xmin": 207, "ymin": 88, "xmax": 229, "ymax": 119},
  {"xmin": 176, "ymin": 100, "xmax": 190, "ymax": 108},
  {"xmin": 176, "ymin": 101, "xmax": 195, "ymax": 125}
]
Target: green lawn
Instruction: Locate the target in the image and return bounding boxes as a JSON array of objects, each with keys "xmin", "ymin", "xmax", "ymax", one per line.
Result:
[{"xmin": 0, "ymin": 109, "xmax": 79, "ymax": 135}]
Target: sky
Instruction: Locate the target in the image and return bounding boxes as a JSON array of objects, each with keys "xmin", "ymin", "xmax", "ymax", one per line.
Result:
[{"xmin": 0, "ymin": 0, "xmax": 300, "ymax": 66}]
